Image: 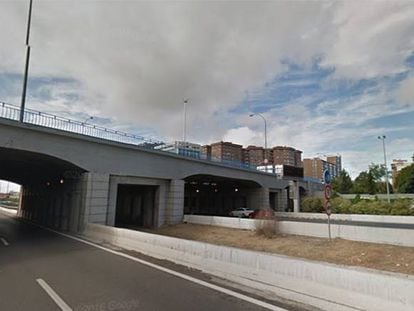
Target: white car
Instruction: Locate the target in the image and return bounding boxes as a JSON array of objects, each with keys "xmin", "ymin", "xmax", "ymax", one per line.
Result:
[{"xmin": 229, "ymin": 207, "xmax": 254, "ymax": 218}]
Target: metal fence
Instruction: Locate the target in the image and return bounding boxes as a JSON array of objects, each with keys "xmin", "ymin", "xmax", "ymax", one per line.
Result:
[
  {"xmin": 0, "ymin": 102, "xmax": 262, "ymax": 172},
  {"xmin": 0, "ymin": 102, "xmax": 162, "ymax": 147}
]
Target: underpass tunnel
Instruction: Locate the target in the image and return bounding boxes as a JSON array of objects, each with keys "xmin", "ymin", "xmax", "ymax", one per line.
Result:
[
  {"xmin": 114, "ymin": 184, "xmax": 158, "ymax": 229},
  {"xmin": 184, "ymin": 175, "xmax": 267, "ymax": 216},
  {"xmin": 0, "ymin": 147, "xmax": 87, "ymax": 231}
]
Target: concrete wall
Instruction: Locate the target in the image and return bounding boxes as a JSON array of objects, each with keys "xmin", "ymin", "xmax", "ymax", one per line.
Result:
[
  {"xmin": 275, "ymin": 212, "xmax": 414, "ymax": 224},
  {"xmin": 166, "ymin": 179, "xmax": 185, "ymax": 225},
  {"xmin": 82, "ymin": 223, "xmax": 414, "ymax": 311},
  {"xmin": 81, "ymin": 173, "xmax": 110, "ymax": 227},
  {"xmin": 183, "ymin": 215, "xmax": 414, "ymax": 247},
  {"xmin": 246, "ymin": 187, "xmax": 270, "ymax": 209}
]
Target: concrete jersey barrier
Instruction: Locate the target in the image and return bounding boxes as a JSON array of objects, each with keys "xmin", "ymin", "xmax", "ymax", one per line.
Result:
[
  {"xmin": 183, "ymin": 214, "xmax": 414, "ymax": 247},
  {"xmin": 82, "ymin": 223, "xmax": 414, "ymax": 311}
]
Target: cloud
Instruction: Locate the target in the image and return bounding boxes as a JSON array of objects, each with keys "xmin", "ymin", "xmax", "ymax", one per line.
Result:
[
  {"xmin": 320, "ymin": 1, "xmax": 414, "ymax": 79},
  {"xmin": 0, "ymin": 1, "xmax": 340, "ymax": 139},
  {"xmin": 398, "ymin": 76, "xmax": 414, "ymax": 105},
  {"xmin": 1, "ymin": 1, "xmax": 414, "ymax": 177},
  {"xmin": 222, "ymin": 126, "xmax": 259, "ymax": 146}
]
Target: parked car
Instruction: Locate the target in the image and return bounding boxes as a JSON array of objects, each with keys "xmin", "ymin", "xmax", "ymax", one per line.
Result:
[
  {"xmin": 229, "ymin": 207, "xmax": 254, "ymax": 218},
  {"xmin": 249, "ymin": 208, "xmax": 275, "ymax": 219}
]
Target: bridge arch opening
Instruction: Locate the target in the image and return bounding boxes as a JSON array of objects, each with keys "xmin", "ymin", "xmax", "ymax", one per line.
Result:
[
  {"xmin": 184, "ymin": 174, "xmax": 264, "ymax": 216},
  {"xmin": 0, "ymin": 180, "xmax": 21, "ymax": 212},
  {"xmin": 0, "ymin": 147, "xmax": 87, "ymax": 231}
]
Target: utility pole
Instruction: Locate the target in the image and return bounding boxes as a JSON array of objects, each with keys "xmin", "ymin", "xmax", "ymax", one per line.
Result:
[
  {"xmin": 183, "ymin": 99, "xmax": 188, "ymax": 144},
  {"xmin": 378, "ymin": 135, "xmax": 391, "ymax": 203},
  {"xmin": 20, "ymin": 0, "xmax": 34, "ymax": 123}
]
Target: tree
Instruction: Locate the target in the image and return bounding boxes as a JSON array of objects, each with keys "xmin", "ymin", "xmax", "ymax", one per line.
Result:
[
  {"xmin": 331, "ymin": 169, "xmax": 353, "ymax": 194},
  {"xmin": 367, "ymin": 163, "xmax": 392, "ymax": 194},
  {"xmin": 353, "ymin": 171, "xmax": 376, "ymax": 194},
  {"xmin": 395, "ymin": 164, "xmax": 414, "ymax": 193},
  {"xmin": 368, "ymin": 163, "xmax": 387, "ymax": 182}
]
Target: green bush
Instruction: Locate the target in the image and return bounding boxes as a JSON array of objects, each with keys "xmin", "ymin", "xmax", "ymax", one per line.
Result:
[
  {"xmin": 301, "ymin": 197, "xmax": 414, "ymax": 216},
  {"xmin": 301, "ymin": 197, "xmax": 324, "ymax": 213}
]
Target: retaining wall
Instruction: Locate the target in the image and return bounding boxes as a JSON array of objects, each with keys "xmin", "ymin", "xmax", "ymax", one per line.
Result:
[
  {"xmin": 82, "ymin": 223, "xmax": 414, "ymax": 311},
  {"xmin": 183, "ymin": 215, "xmax": 414, "ymax": 247},
  {"xmin": 275, "ymin": 212, "xmax": 414, "ymax": 224}
]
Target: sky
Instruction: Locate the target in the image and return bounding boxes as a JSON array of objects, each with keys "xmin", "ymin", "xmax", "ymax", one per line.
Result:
[{"xmin": 0, "ymin": 0, "xmax": 414, "ymax": 187}]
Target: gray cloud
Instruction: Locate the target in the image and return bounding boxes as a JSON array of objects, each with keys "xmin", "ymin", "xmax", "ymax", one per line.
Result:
[{"xmin": 0, "ymin": 0, "xmax": 413, "ymax": 150}]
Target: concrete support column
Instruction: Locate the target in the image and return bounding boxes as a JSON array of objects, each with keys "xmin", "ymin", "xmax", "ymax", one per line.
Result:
[
  {"xmin": 289, "ymin": 180, "xmax": 300, "ymax": 213},
  {"xmin": 247, "ymin": 187, "xmax": 270, "ymax": 210},
  {"xmin": 275, "ymin": 189, "xmax": 286, "ymax": 212},
  {"xmin": 80, "ymin": 172, "xmax": 110, "ymax": 230},
  {"xmin": 165, "ymin": 179, "xmax": 185, "ymax": 225}
]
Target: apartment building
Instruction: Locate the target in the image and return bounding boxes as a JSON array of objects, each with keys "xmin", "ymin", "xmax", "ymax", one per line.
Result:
[
  {"xmin": 209, "ymin": 141, "xmax": 243, "ymax": 162},
  {"xmin": 304, "ymin": 155, "xmax": 341, "ymax": 181},
  {"xmin": 272, "ymin": 146, "xmax": 303, "ymax": 167}
]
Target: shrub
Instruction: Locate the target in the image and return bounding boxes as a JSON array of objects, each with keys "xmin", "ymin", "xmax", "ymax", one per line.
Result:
[
  {"xmin": 308, "ymin": 197, "xmax": 414, "ymax": 216},
  {"xmin": 254, "ymin": 209, "xmax": 278, "ymax": 238},
  {"xmin": 301, "ymin": 197, "xmax": 324, "ymax": 213}
]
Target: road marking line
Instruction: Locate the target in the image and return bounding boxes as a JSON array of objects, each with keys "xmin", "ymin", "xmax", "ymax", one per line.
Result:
[
  {"xmin": 39, "ymin": 225, "xmax": 288, "ymax": 311},
  {"xmin": 36, "ymin": 278, "xmax": 72, "ymax": 311},
  {"xmin": 0, "ymin": 237, "xmax": 9, "ymax": 246}
]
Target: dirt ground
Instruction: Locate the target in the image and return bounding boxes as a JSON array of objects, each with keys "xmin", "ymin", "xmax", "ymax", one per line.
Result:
[{"xmin": 146, "ymin": 223, "xmax": 414, "ymax": 275}]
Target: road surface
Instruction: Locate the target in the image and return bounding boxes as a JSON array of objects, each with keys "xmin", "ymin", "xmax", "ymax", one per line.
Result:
[{"xmin": 0, "ymin": 211, "xmax": 293, "ymax": 311}]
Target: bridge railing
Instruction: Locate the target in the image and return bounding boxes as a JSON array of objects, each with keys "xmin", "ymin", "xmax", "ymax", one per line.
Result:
[
  {"xmin": 0, "ymin": 102, "xmax": 266, "ymax": 173},
  {"xmin": 0, "ymin": 102, "xmax": 162, "ymax": 147}
]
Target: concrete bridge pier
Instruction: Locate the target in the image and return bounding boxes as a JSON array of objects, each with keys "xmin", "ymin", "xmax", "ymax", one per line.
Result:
[
  {"xmin": 289, "ymin": 180, "xmax": 300, "ymax": 213},
  {"xmin": 80, "ymin": 172, "xmax": 110, "ymax": 229},
  {"xmin": 166, "ymin": 179, "xmax": 185, "ymax": 225},
  {"xmin": 246, "ymin": 187, "xmax": 270, "ymax": 210}
]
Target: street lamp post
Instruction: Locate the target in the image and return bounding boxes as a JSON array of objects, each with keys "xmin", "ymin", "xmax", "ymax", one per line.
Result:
[
  {"xmin": 249, "ymin": 113, "xmax": 268, "ymax": 171},
  {"xmin": 378, "ymin": 135, "xmax": 391, "ymax": 203},
  {"xmin": 183, "ymin": 99, "xmax": 188, "ymax": 145},
  {"xmin": 20, "ymin": 0, "xmax": 34, "ymax": 123},
  {"xmin": 83, "ymin": 116, "xmax": 93, "ymax": 124}
]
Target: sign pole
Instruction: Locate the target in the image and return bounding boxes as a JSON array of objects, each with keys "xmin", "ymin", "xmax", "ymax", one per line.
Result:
[
  {"xmin": 327, "ymin": 215, "xmax": 331, "ymax": 241},
  {"xmin": 323, "ymin": 170, "xmax": 332, "ymax": 242}
]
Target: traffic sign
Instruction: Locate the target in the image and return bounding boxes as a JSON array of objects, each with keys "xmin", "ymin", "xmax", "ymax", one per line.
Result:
[
  {"xmin": 324, "ymin": 184, "xmax": 332, "ymax": 200},
  {"xmin": 325, "ymin": 201, "xmax": 332, "ymax": 216},
  {"xmin": 323, "ymin": 170, "xmax": 331, "ymax": 184}
]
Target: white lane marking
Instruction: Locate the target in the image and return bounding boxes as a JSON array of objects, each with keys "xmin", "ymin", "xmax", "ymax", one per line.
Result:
[
  {"xmin": 39, "ymin": 226, "xmax": 288, "ymax": 311},
  {"xmin": 0, "ymin": 237, "xmax": 9, "ymax": 246},
  {"xmin": 36, "ymin": 278, "xmax": 72, "ymax": 311}
]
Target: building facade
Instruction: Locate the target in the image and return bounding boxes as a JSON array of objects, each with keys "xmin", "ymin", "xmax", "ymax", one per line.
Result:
[
  {"xmin": 272, "ymin": 146, "xmax": 303, "ymax": 167},
  {"xmin": 242, "ymin": 145, "xmax": 265, "ymax": 166},
  {"xmin": 303, "ymin": 155, "xmax": 341, "ymax": 181},
  {"xmin": 209, "ymin": 141, "xmax": 243, "ymax": 163}
]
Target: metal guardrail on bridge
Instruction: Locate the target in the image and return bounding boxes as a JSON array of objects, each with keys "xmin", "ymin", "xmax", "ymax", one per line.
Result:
[{"xmin": 0, "ymin": 102, "xmax": 262, "ymax": 173}]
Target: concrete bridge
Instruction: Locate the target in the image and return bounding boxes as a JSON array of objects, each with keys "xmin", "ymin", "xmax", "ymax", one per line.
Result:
[{"xmin": 0, "ymin": 116, "xmax": 316, "ymax": 232}]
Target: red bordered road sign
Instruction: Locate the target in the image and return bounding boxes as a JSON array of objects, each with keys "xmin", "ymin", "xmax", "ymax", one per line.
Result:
[
  {"xmin": 324, "ymin": 184, "xmax": 332, "ymax": 200},
  {"xmin": 325, "ymin": 201, "xmax": 332, "ymax": 216}
]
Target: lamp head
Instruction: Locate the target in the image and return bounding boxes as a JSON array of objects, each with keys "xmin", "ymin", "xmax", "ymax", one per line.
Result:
[{"xmin": 249, "ymin": 114, "xmax": 254, "ymax": 117}]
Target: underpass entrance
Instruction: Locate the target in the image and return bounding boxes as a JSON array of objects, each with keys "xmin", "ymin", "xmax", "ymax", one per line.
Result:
[
  {"xmin": 184, "ymin": 175, "xmax": 261, "ymax": 216},
  {"xmin": 115, "ymin": 184, "xmax": 157, "ymax": 228}
]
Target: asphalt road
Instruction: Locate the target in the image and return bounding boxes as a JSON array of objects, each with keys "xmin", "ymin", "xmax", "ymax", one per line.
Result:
[{"xmin": 0, "ymin": 212, "xmax": 288, "ymax": 311}]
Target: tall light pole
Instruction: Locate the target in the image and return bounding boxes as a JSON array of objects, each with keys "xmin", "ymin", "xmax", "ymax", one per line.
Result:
[
  {"xmin": 20, "ymin": 0, "xmax": 34, "ymax": 123},
  {"xmin": 83, "ymin": 116, "xmax": 93, "ymax": 124},
  {"xmin": 378, "ymin": 135, "xmax": 391, "ymax": 203},
  {"xmin": 183, "ymin": 99, "xmax": 188, "ymax": 144},
  {"xmin": 249, "ymin": 113, "xmax": 268, "ymax": 171}
]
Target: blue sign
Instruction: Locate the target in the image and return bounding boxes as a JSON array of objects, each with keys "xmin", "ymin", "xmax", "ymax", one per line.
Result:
[{"xmin": 323, "ymin": 170, "xmax": 331, "ymax": 184}]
